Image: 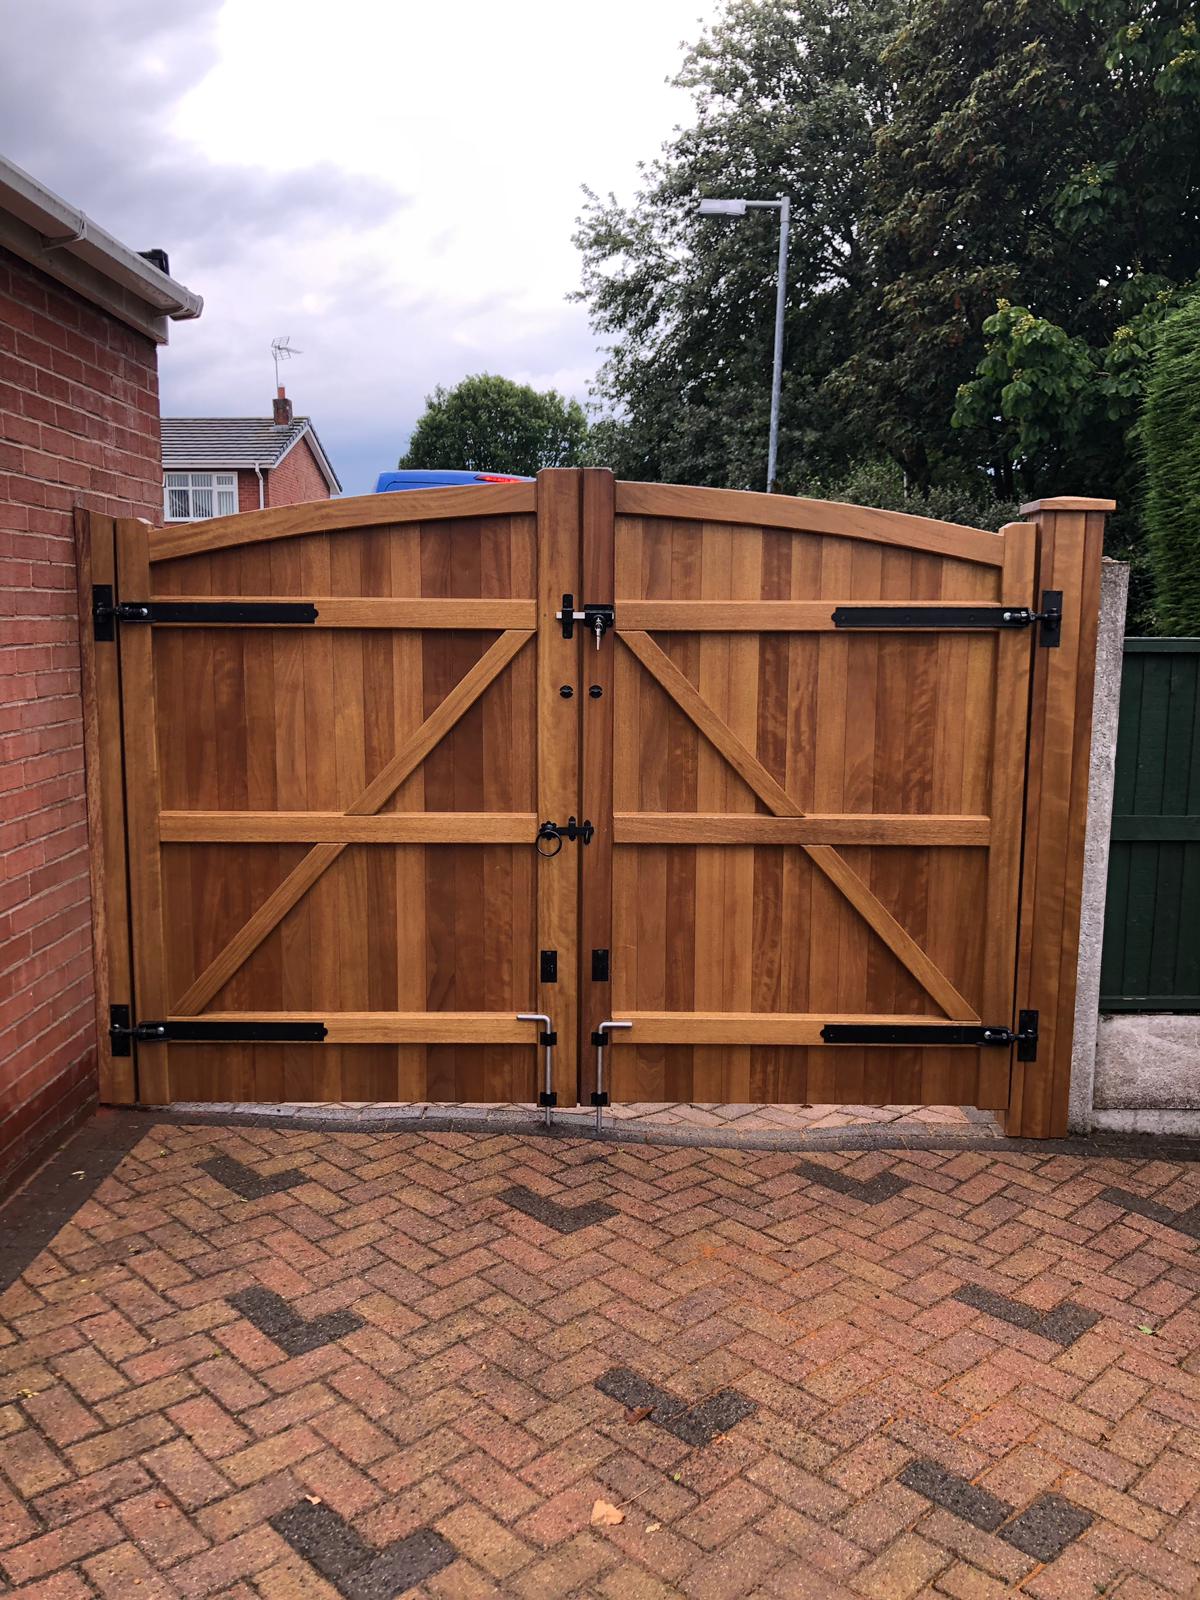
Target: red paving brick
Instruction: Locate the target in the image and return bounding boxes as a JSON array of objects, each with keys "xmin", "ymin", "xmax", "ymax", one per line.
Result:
[{"xmin": 4, "ymin": 1124, "xmax": 1200, "ymax": 1595}]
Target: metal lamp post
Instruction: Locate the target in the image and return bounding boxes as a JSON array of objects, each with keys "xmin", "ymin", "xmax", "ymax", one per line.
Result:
[{"xmin": 697, "ymin": 196, "xmax": 790, "ymax": 493}]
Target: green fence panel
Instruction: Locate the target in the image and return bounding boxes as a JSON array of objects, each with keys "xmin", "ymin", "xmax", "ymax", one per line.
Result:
[{"xmin": 1100, "ymin": 639, "xmax": 1200, "ymax": 1010}]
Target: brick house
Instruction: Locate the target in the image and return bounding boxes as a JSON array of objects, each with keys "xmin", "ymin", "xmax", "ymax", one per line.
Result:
[
  {"xmin": 0, "ymin": 155, "xmax": 201, "ymax": 1196},
  {"xmin": 161, "ymin": 393, "xmax": 339, "ymax": 518}
]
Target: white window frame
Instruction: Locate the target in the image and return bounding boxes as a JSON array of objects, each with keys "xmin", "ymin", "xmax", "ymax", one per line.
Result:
[{"xmin": 164, "ymin": 471, "xmax": 238, "ymax": 522}]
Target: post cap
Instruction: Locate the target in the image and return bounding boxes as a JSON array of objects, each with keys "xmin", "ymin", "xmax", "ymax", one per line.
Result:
[{"xmin": 1019, "ymin": 497, "xmax": 1116, "ymax": 515}]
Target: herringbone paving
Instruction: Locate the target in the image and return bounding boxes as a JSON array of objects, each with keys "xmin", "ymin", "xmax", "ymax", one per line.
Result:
[{"xmin": 5, "ymin": 1123, "xmax": 1200, "ymax": 1597}]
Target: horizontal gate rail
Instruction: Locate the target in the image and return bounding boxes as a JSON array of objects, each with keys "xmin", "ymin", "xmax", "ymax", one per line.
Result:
[
  {"xmin": 159, "ymin": 811, "xmax": 539, "ymax": 843},
  {"xmin": 141, "ymin": 1012, "xmax": 543, "ymax": 1045},
  {"xmin": 613, "ymin": 813, "xmax": 991, "ymax": 846},
  {"xmin": 97, "ymin": 593, "xmax": 537, "ymax": 631},
  {"xmin": 611, "ymin": 1012, "xmax": 1013, "ymax": 1046}
]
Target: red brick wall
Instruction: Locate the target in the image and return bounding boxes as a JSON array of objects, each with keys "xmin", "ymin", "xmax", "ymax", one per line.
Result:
[
  {"xmin": 236, "ymin": 468, "xmax": 261, "ymax": 514},
  {"xmin": 267, "ymin": 434, "xmax": 331, "ymax": 506},
  {"xmin": 0, "ymin": 244, "xmax": 162, "ymax": 1196}
]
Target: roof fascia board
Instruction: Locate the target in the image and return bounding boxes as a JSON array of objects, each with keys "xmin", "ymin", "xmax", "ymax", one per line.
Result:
[{"xmin": 0, "ymin": 155, "xmax": 202, "ymax": 337}]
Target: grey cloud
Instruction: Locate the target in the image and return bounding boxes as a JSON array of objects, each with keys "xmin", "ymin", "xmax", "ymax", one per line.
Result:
[{"xmin": 0, "ymin": 0, "xmax": 407, "ymax": 274}]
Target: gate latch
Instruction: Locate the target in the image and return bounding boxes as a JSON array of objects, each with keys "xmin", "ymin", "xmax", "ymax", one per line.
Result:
[
  {"xmin": 556, "ymin": 595, "xmax": 615, "ymax": 648},
  {"xmin": 536, "ymin": 817, "xmax": 595, "ymax": 856}
]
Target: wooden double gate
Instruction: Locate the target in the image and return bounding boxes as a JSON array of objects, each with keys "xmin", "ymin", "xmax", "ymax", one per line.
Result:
[{"xmin": 78, "ymin": 472, "xmax": 1108, "ymax": 1137}]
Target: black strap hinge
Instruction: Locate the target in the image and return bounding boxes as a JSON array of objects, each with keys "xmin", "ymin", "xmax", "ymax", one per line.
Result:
[
  {"xmin": 831, "ymin": 590, "xmax": 1062, "ymax": 647},
  {"xmin": 93, "ymin": 586, "xmax": 317, "ymax": 639},
  {"xmin": 820, "ymin": 1013, "xmax": 1038, "ymax": 1057},
  {"xmin": 109, "ymin": 1005, "xmax": 327, "ymax": 1054}
]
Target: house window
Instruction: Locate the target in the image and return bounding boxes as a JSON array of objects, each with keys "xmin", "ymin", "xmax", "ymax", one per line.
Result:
[{"xmin": 164, "ymin": 471, "xmax": 237, "ymax": 521}]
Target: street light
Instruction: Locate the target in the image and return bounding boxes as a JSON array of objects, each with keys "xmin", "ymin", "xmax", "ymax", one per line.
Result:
[{"xmin": 697, "ymin": 195, "xmax": 790, "ymax": 492}]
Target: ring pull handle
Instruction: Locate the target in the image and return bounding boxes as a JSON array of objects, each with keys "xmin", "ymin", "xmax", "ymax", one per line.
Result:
[{"xmin": 536, "ymin": 822, "xmax": 564, "ymax": 857}]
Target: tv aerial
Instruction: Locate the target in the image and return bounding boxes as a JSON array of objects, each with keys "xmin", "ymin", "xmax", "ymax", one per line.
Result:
[{"xmin": 271, "ymin": 336, "xmax": 302, "ymax": 388}]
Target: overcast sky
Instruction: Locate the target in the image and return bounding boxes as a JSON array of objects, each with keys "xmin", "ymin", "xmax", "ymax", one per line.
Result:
[{"xmin": 0, "ymin": 0, "xmax": 716, "ymax": 494}]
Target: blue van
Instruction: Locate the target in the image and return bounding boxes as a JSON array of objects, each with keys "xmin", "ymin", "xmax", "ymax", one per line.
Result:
[{"xmin": 374, "ymin": 469, "xmax": 533, "ymax": 492}]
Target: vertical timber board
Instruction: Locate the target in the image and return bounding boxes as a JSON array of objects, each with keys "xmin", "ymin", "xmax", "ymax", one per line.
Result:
[
  {"xmin": 1011, "ymin": 498, "xmax": 1110, "ymax": 1137},
  {"xmin": 73, "ymin": 510, "xmax": 134, "ymax": 1103},
  {"xmin": 579, "ymin": 469, "xmax": 615, "ymax": 1103},
  {"xmin": 536, "ymin": 471, "xmax": 582, "ymax": 1102},
  {"xmin": 977, "ymin": 519, "xmax": 1037, "ymax": 1109},
  {"xmin": 113, "ymin": 518, "xmax": 171, "ymax": 1104}
]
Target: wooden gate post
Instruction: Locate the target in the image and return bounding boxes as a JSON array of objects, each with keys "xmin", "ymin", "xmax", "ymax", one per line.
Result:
[{"xmin": 1009, "ymin": 496, "xmax": 1113, "ymax": 1138}]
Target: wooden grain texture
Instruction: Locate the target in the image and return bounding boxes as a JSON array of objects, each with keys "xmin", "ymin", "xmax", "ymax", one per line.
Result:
[
  {"xmin": 579, "ymin": 469, "xmax": 615, "ymax": 1105},
  {"xmin": 160, "ymin": 812, "xmax": 537, "ymax": 842},
  {"xmin": 191, "ymin": 1012, "xmax": 538, "ymax": 1044},
  {"xmin": 172, "ymin": 628, "xmax": 531, "ymax": 1014},
  {"xmin": 1010, "ymin": 504, "xmax": 1107, "ymax": 1136},
  {"xmin": 536, "ymin": 470, "xmax": 582, "ymax": 1102},
  {"xmin": 146, "ymin": 597, "xmax": 535, "ymax": 629},
  {"xmin": 606, "ymin": 495, "xmax": 1042, "ymax": 1108},
  {"xmin": 114, "ymin": 520, "xmax": 171, "ymax": 1104},
  {"xmin": 621, "ymin": 599, "xmax": 1012, "ymax": 631},
  {"xmin": 618, "ymin": 627, "xmax": 975, "ymax": 1021},
  {"xmin": 73, "ymin": 511, "xmax": 133, "ymax": 1103},
  {"xmin": 615, "ymin": 481, "xmax": 1005, "ymax": 565},
  {"xmin": 151, "ymin": 482, "xmax": 536, "ymax": 562},
  {"xmin": 616, "ymin": 1012, "xmax": 1001, "ymax": 1045},
  {"xmin": 614, "ymin": 814, "xmax": 991, "ymax": 844}
]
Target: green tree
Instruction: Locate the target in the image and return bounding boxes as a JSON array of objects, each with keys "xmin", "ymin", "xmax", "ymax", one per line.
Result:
[
  {"xmin": 400, "ymin": 374, "xmax": 588, "ymax": 476},
  {"xmin": 840, "ymin": 0, "xmax": 1200, "ymax": 502},
  {"xmin": 1142, "ymin": 294, "xmax": 1200, "ymax": 633},
  {"xmin": 574, "ymin": 0, "xmax": 904, "ymax": 492}
]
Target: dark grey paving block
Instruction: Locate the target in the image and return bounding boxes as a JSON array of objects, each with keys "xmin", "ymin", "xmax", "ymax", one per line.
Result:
[
  {"xmin": 1036, "ymin": 1300, "xmax": 1101, "ymax": 1347},
  {"xmin": 999, "ymin": 1493, "xmax": 1093, "ymax": 1561},
  {"xmin": 1098, "ymin": 1185, "xmax": 1200, "ymax": 1240},
  {"xmin": 953, "ymin": 1283, "xmax": 1097, "ymax": 1347},
  {"xmin": 201, "ymin": 1153, "xmax": 306, "ymax": 1200},
  {"xmin": 498, "ymin": 1183, "xmax": 617, "ymax": 1234},
  {"xmin": 795, "ymin": 1159, "xmax": 907, "ymax": 1205},
  {"xmin": 953, "ymin": 1283, "xmax": 1041, "ymax": 1332},
  {"xmin": 899, "ymin": 1457, "xmax": 1010, "ymax": 1532},
  {"xmin": 596, "ymin": 1365, "xmax": 756, "ymax": 1447},
  {"xmin": 229, "ymin": 1286, "xmax": 364, "ymax": 1356},
  {"xmin": 269, "ymin": 1500, "xmax": 456, "ymax": 1598}
]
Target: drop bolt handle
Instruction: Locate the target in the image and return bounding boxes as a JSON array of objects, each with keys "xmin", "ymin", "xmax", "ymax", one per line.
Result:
[
  {"xmin": 591, "ymin": 1019, "xmax": 633, "ymax": 1132},
  {"xmin": 518, "ymin": 1012, "xmax": 556, "ymax": 1127}
]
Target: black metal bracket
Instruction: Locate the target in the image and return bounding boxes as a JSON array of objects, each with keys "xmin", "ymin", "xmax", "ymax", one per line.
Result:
[
  {"xmin": 590, "ymin": 1091, "xmax": 609, "ymax": 1108},
  {"xmin": 109, "ymin": 1005, "xmax": 327, "ymax": 1054},
  {"xmin": 539, "ymin": 1030, "xmax": 558, "ymax": 1047},
  {"xmin": 820, "ymin": 1013, "xmax": 1038, "ymax": 1058},
  {"xmin": 540, "ymin": 950, "xmax": 558, "ymax": 984},
  {"xmin": 831, "ymin": 591, "xmax": 1063, "ymax": 647},
  {"xmin": 538, "ymin": 1090, "xmax": 558, "ymax": 1108},
  {"xmin": 1015, "ymin": 1009, "xmax": 1039, "ymax": 1061},
  {"xmin": 555, "ymin": 597, "xmax": 614, "ymax": 646},
  {"xmin": 93, "ymin": 585, "xmax": 317, "ymax": 639},
  {"xmin": 536, "ymin": 817, "xmax": 594, "ymax": 855},
  {"xmin": 591, "ymin": 949, "xmax": 610, "ymax": 983}
]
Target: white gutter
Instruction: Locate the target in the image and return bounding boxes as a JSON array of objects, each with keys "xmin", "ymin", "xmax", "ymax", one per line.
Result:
[{"xmin": 0, "ymin": 154, "xmax": 203, "ymax": 342}]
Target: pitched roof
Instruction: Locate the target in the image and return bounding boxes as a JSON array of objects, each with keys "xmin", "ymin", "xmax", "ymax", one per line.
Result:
[{"xmin": 161, "ymin": 416, "xmax": 341, "ymax": 492}]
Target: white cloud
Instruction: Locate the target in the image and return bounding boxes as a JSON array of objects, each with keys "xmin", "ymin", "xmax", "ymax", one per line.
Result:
[{"xmin": 0, "ymin": 0, "xmax": 714, "ymax": 491}]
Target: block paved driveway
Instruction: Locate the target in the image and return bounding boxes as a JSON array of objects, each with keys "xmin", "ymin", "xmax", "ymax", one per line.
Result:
[{"xmin": 5, "ymin": 1122, "xmax": 1200, "ymax": 1598}]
